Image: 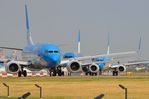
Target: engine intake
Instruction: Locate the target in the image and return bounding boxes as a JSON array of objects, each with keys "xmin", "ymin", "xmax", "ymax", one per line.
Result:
[
  {"xmin": 89, "ymin": 63, "xmax": 99, "ymax": 73},
  {"xmin": 118, "ymin": 65, "xmax": 126, "ymax": 72},
  {"xmin": 66, "ymin": 60, "xmax": 81, "ymax": 72},
  {"xmin": 6, "ymin": 61, "xmax": 20, "ymax": 73}
]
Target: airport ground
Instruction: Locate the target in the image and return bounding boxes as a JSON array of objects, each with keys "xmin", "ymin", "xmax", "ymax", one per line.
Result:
[{"xmin": 0, "ymin": 74, "xmax": 149, "ymax": 99}]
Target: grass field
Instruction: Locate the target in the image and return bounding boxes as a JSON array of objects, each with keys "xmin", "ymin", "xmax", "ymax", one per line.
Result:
[{"xmin": 0, "ymin": 76, "xmax": 149, "ymax": 99}]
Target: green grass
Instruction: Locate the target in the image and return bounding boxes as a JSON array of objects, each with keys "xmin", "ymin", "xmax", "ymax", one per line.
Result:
[{"xmin": 0, "ymin": 76, "xmax": 149, "ymax": 99}]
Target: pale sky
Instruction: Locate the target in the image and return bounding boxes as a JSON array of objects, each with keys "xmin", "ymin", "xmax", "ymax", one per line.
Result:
[{"xmin": 0, "ymin": 0, "xmax": 149, "ymax": 59}]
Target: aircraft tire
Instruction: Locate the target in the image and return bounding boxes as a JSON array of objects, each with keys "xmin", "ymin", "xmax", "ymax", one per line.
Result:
[
  {"xmin": 116, "ymin": 71, "xmax": 118, "ymax": 76},
  {"xmin": 53, "ymin": 70, "xmax": 57, "ymax": 76},
  {"xmin": 85, "ymin": 72, "xmax": 88, "ymax": 76},
  {"xmin": 94, "ymin": 73, "xmax": 97, "ymax": 76},
  {"xmin": 18, "ymin": 71, "xmax": 22, "ymax": 77},
  {"xmin": 57, "ymin": 68, "xmax": 62, "ymax": 76},
  {"xmin": 23, "ymin": 70, "xmax": 27, "ymax": 77},
  {"xmin": 61, "ymin": 71, "xmax": 64, "ymax": 76},
  {"xmin": 113, "ymin": 71, "xmax": 118, "ymax": 76},
  {"xmin": 58, "ymin": 72, "xmax": 61, "ymax": 76}
]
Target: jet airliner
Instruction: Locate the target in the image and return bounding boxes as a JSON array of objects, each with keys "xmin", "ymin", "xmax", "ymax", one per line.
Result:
[{"xmin": 0, "ymin": 2, "xmax": 62, "ymax": 77}]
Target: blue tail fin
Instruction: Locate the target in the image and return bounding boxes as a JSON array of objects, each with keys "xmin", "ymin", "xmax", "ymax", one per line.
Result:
[
  {"xmin": 107, "ymin": 33, "xmax": 110, "ymax": 54},
  {"xmin": 137, "ymin": 33, "xmax": 142, "ymax": 58},
  {"xmin": 25, "ymin": 1, "xmax": 34, "ymax": 46},
  {"xmin": 77, "ymin": 30, "xmax": 81, "ymax": 54}
]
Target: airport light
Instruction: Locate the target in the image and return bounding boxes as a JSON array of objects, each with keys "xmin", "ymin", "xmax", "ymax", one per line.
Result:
[
  {"xmin": 18, "ymin": 92, "xmax": 31, "ymax": 99},
  {"xmin": 2, "ymin": 83, "xmax": 10, "ymax": 97},
  {"xmin": 94, "ymin": 94, "xmax": 104, "ymax": 99},
  {"xmin": 119, "ymin": 84, "xmax": 127, "ymax": 99},
  {"xmin": 35, "ymin": 84, "xmax": 42, "ymax": 99}
]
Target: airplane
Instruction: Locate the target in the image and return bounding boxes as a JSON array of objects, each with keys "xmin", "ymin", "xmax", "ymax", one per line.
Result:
[
  {"xmin": 108, "ymin": 33, "xmax": 149, "ymax": 76},
  {"xmin": 0, "ymin": 1, "xmax": 61, "ymax": 77},
  {"xmin": 63, "ymin": 30, "xmax": 81, "ymax": 59},
  {"xmin": 0, "ymin": 1, "xmax": 136, "ymax": 77}
]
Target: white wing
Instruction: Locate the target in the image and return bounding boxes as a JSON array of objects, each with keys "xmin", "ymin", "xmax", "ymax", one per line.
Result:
[{"xmin": 75, "ymin": 51, "xmax": 136, "ymax": 61}]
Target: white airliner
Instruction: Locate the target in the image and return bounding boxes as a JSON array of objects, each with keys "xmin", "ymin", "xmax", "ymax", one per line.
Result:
[{"xmin": 0, "ymin": 0, "xmax": 137, "ymax": 77}]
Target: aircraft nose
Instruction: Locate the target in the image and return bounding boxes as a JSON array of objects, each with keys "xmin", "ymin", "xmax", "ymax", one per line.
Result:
[{"xmin": 51, "ymin": 55, "xmax": 60, "ymax": 63}]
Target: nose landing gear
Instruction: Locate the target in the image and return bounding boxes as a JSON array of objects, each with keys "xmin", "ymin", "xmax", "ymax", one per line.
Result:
[{"xmin": 49, "ymin": 67, "xmax": 64, "ymax": 76}]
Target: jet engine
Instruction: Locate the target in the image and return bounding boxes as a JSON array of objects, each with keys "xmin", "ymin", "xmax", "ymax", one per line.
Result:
[
  {"xmin": 89, "ymin": 63, "xmax": 99, "ymax": 73},
  {"xmin": 118, "ymin": 65, "xmax": 126, "ymax": 72},
  {"xmin": 66, "ymin": 60, "xmax": 81, "ymax": 72},
  {"xmin": 5, "ymin": 61, "xmax": 20, "ymax": 74}
]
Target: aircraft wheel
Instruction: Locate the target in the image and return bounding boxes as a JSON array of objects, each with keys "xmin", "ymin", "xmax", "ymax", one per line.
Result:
[
  {"xmin": 85, "ymin": 72, "xmax": 88, "ymax": 76},
  {"xmin": 115, "ymin": 71, "xmax": 118, "ymax": 76},
  {"xmin": 23, "ymin": 70, "xmax": 27, "ymax": 77},
  {"xmin": 61, "ymin": 71, "xmax": 64, "ymax": 76},
  {"xmin": 57, "ymin": 68, "xmax": 62, "ymax": 76},
  {"xmin": 112, "ymin": 71, "xmax": 115, "ymax": 76},
  {"xmin": 57, "ymin": 70, "xmax": 61, "ymax": 76},
  {"xmin": 18, "ymin": 71, "xmax": 22, "ymax": 77},
  {"xmin": 53, "ymin": 70, "xmax": 57, "ymax": 76},
  {"xmin": 113, "ymin": 71, "xmax": 118, "ymax": 76},
  {"xmin": 94, "ymin": 73, "xmax": 97, "ymax": 76}
]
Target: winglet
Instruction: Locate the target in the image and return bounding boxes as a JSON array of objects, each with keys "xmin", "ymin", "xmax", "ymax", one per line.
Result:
[{"xmin": 25, "ymin": 0, "xmax": 34, "ymax": 46}]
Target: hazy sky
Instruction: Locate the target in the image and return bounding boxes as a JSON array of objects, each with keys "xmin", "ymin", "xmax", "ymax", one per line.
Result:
[{"xmin": 0, "ymin": 0, "xmax": 149, "ymax": 59}]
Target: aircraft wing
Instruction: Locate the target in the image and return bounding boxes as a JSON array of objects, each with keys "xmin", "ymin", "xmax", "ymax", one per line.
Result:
[
  {"xmin": 60, "ymin": 51, "xmax": 136, "ymax": 67},
  {"xmin": 110, "ymin": 60, "xmax": 149, "ymax": 69},
  {"xmin": 122, "ymin": 60, "xmax": 149, "ymax": 66},
  {"xmin": 75, "ymin": 51, "xmax": 136, "ymax": 61},
  {"xmin": 0, "ymin": 47, "xmax": 23, "ymax": 51},
  {"xmin": 0, "ymin": 58, "xmax": 10, "ymax": 63}
]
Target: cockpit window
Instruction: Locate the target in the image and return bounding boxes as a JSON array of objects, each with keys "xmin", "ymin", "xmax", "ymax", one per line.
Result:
[
  {"xmin": 45, "ymin": 50, "xmax": 53, "ymax": 53},
  {"xmin": 45, "ymin": 50, "xmax": 59, "ymax": 54},
  {"xmin": 48, "ymin": 51, "xmax": 53, "ymax": 53},
  {"xmin": 54, "ymin": 51, "xmax": 59, "ymax": 53}
]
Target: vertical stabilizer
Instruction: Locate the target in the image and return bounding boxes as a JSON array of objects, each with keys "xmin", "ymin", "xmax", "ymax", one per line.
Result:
[
  {"xmin": 107, "ymin": 33, "xmax": 110, "ymax": 54},
  {"xmin": 77, "ymin": 30, "xmax": 81, "ymax": 54},
  {"xmin": 25, "ymin": 1, "xmax": 34, "ymax": 46},
  {"xmin": 137, "ymin": 34, "xmax": 142, "ymax": 58}
]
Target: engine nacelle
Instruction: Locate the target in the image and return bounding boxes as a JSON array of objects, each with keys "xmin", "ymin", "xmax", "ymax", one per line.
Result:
[
  {"xmin": 66, "ymin": 60, "xmax": 81, "ymax": 72},
  {"xmin": 118, "ymin": 65, "xmax": 126, "ymax": 72},
  {"xmin": 5, "ymin": 61, "xmax": 20, "ymax": 74},
  {"xmin": 89, "ymin": 63, "xmax": 99, "ymax": 73}
]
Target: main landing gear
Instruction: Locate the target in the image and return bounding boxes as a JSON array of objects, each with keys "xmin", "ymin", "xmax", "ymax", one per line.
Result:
[
  {"xmin": 18, "ymin": 66, "xmax": 27, "ymax": 77},
  {"xmin": 49, "ymin": 67, "xmax": 64, "ymax": 76},
  {"xmin": 112, "ymin": 68, "xmax": 118, "ymax": 76}
]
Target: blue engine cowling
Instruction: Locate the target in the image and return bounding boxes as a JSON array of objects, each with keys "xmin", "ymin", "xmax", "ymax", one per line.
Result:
[
  {"xmin": 63, "ymin": 52, "xmax": 75, "ymax": 58},
  {"xmin": 95, "ymin": 57, "xmax": 112, "ymax": 61}
]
